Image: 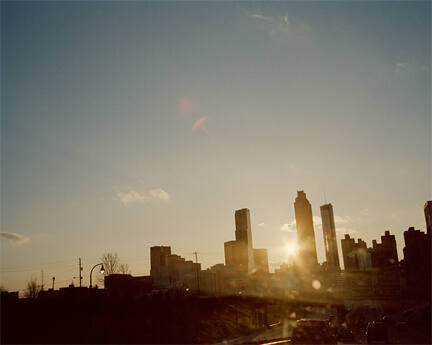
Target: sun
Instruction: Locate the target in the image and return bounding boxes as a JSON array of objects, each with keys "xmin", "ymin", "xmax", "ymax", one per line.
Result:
[{"xmin": 284, "ymin": 243, "xmax": 298, "ymax": 256}]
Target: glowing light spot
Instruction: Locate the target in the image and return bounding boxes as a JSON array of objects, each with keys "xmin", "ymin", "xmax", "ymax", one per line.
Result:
[
  {"xmin": 284, "ymin": 243, "xmax": 298, "ymax": 256},
  {"xmin": 312, "ymin": 280, "xmax": 322, "ymax": 290}
]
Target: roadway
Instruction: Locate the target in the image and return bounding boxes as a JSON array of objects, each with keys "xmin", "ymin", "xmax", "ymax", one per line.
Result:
[{"xmin": 219, "ymin": 321, "xmax": 294, "ymax": 345}]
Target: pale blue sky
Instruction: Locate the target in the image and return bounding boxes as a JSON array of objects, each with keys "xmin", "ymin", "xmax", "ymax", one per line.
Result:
[{"xmin": 1, "ymin": 1, "xmax": 430, "ymax": 292}]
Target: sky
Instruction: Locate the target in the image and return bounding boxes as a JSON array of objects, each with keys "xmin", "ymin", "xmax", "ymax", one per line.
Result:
[{"xmin": 1, "ymin": 1, "xmax": 430, "ymax": 292}]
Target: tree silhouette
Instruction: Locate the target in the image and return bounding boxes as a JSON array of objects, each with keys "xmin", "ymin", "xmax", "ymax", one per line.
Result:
[
  {"xmin": 24, "ymin": 277, "xmax": 41, "ymax": 298},
  {"xmin": 101, "ymin": 252, "xmax": 120, "ymax": 275},
  {"xmin": 97, "ymin": 252, "xmax": 131, "ymax": 284},
  {"xmin": 119, "ymin": 263, "xmax": 130, "ymax": 274}
]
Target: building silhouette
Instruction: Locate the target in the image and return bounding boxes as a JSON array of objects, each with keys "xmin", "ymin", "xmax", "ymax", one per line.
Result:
[
  {"xmin": 224, "ymin": 240, "xmax": 244, "ymax": 268},
  {"xmin": 320, "ymin": 203, "xmax": 340, "ymax": 270},
  {"xmin": 425, "ymin": 200, "xmax": 432, "ymax": 235},
  {"xmin": 104, "ymin": 274, "xmax": 153, "ymax": 299},
  {"xmin": 253, "ymin": 249, "xmax": 269, "ymax": 274},
  {"xmin": 369, "ymin": 231, "xmax": 400, "ymax": 297},
  {"xmin": 167, "ymin": 254, "xmax": 201, "ymax": 289},
  {"xmin": 150, "ymin": 246, "xmax": 201, "ymax": 290},
  {"xmin": 370, "ymin": 230, "xmax": 398, "ymax": 268},
  {"xmin": 224, "ymin": 208, "xmax": 255, "ymax": 273},
  {"xmin": 294, "ymin": 191, "xmax": 318, "ymax": 268},
  {"xmin": 341, "ymin": 235, "xmax": 370, "ymax": 271},
  {"xmin": 402, "ymin": 227, "xmax": 431, "ymax": 298},
  {"xmin": 235, "ymin": 208, "xmax": 255, "ymax": 273},
  {"xmin": 150, "ymin": 246, "xmax": 171, "ymax": 287}
]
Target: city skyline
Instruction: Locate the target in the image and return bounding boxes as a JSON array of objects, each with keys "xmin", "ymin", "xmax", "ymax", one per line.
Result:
[
  {"xmin": 1, "ymin": 194, "xmax": 430, "ymax": 292},
  {"xmin": 1, "ymin": 1, "xmax": 430, "ymax": 292}
]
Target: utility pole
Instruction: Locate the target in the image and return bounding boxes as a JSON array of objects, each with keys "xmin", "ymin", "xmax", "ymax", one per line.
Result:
[
  {"xmin": 52, "ymin": 277, "xmax": 55, "ymax": 290},
  {"xmin": 194, "ymin": 251, "xmax": 200, "ymax": 294},
  {"xmin": 79, "ymin": 258, "xmax": 83, "ymax": 287}
]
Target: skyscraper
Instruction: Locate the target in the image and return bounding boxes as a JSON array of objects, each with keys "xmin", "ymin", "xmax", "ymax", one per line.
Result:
[
  {"xmin": 320, "ymin": 203, "xmax": 340, "ymax": 270},
  {"xmin": 294, "ymin": 191, "xmax": 318, "ymax": 268},
  {"xmin": 425, "ymin": 201, "xmax": 432, "ymax": 235},
  {"xmin": 234, "ymin": 208, "xmax": 254, "ymax": 273}
]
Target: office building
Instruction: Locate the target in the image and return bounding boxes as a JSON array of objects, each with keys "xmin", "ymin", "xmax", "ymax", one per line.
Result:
[
  {"xmin": 294, "ymin": 191, "xmax": 318, "ymax": 268},
  {"xmin": 235, "ymin": 208, "xmax": 255, "ymax": 273},
  {"xmin": 320, "ymin": 203, "xmax": 340, "ymax": 270}
]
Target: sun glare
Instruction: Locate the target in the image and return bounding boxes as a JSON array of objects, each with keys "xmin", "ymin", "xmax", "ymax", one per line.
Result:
[{"xmin": 284, "ymin": 243, "xmax": 298, "ymax": 256}]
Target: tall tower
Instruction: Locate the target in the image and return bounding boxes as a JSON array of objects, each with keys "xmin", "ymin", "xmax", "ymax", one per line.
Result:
[
  {"xmin": 425, "ymin": 201, "xmax": 432, "ymax": 236},
  {"xmin": 294, "ymin": 191, "xmax": 318, "ymax": 268},
  {"xmin": 320, "ymin": 203, "xmax": 340, "ymax": 270},
  {"xmin": 234, "ymin": 208, "xmax": 254, "ymax": 273}
]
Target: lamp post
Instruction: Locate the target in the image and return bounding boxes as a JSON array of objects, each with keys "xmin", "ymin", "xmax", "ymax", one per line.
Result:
[{"xmin": 89, "ymin": 263, "xmax": 105, "ymax": 288}]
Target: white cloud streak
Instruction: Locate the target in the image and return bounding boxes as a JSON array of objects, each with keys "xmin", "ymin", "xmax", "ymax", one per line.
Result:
[
  {"xmin": 1, "ymin": 232, "xmax": 30, "ymax": 244},
  {"xmin": 281, "ymin": 215, "xmax": 357, "ymax": 236},
  {"xmin": 116, "ymin": 188, "xmax": 171, "ymax": 206},
  {"xmin": 281, "ymin": 221, "xmax": 296, "ymax": 233},
  {"xmin": 394, "ymin": 61, "xmax": 428, "ymax": 75},
  {"xmin": 247, "ymin": 11, "xmax": 309, "ymax": 42}
]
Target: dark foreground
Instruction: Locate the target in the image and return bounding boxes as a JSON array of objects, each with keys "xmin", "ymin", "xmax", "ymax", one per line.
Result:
[{"xmin": 1, "ymin": 291, "xmax": 430, "ymax": 344}]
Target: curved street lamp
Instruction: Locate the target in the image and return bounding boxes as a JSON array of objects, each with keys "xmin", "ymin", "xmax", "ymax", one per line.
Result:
[{"xmin": 89, "ymin": 263, "xmax": 105, "ymax": 288}]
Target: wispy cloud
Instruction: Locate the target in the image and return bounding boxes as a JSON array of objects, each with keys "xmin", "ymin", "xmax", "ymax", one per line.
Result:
[
  {"xmin": 395, "ymin": 62, "xmax": 409, "ymax": 74},
  {"xmin": 116, "ymin": 188, "xmax": 171, "ymax": 206},
  {"xmin": 247, "ymin": 11, "xmax": 309, "ymax": 42},
  {"xmin": 1, "ymin": 232, "xmax": 30, "ymax": 244},
  {"xmin": 177, "ymin": 97, "xmax": 200, "ymax": 116},
  {"xmin": 333, "ymin": 215, "xmax": 353, "ymax": 224},
  {"xmin": 336, "ymin": 227, "xmax": 358, "ymax": 237},
  {"xmin": 281, "ymin": 221, "xmax": 296, "ymax": 233},
  {"xmin": 281, "ymin": 215, "xmax": 357, "ymax": 236},
  {"xmin": 149, "ymin": 188, "xmax": 170, "ymax": 201},
  {"xmin": 192, "ymin": 117, "xmax": 208, "ymax": 132},
  {"xmin": 257, "ymin": 222, "xmax": 266, "ymax": 228},
  {"xmin": 394, "ymin": 61, "xmax": 428, "ymax": 75},
  {"xmin": 249, "ymin": 13, "xmax": 273, "ymax": 21}
]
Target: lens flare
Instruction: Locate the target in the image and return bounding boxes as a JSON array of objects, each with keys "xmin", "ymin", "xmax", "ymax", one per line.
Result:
[{"xmin": 284, "ymin": 243, "xmax": 298, "ymax": 256}]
